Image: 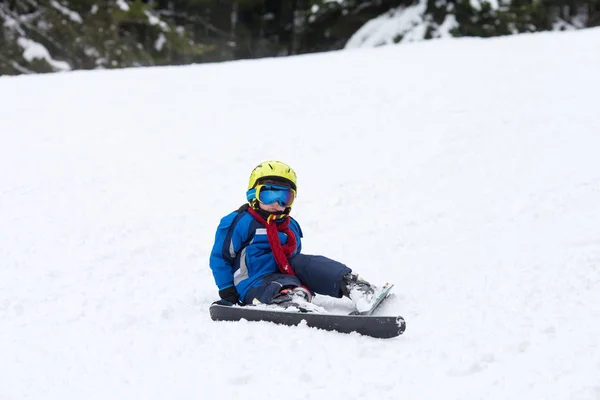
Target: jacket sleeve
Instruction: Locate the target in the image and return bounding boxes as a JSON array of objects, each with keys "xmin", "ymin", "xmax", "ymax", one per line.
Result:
[{"xmin": 209, "ymin": 212, "xmax": 249, "ymax": 291}]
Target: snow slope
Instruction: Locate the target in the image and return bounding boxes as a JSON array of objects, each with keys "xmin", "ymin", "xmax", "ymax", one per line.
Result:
[{"xmin": 1, "ymin": 28, "xmax": 600, "ymax": 400}]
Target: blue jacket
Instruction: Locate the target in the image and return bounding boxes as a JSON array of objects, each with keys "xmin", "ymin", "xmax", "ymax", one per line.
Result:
[{"xmin": 209, "ymin": 206, "xmax": 303, "ymax": 303}]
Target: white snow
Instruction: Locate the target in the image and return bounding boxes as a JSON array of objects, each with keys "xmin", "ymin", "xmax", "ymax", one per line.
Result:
[
  {"xmin": 438, "ymin": 13, "xmax": 459, "ymax": 37},
  {"xmin": 1, "ymin": 27, "xmax": 600, "ymax": 400},
  {"xmin": 116, "ymin": 0, "xmax": 130, "ymax": 12},
  {"xmin": 345, "ymin": 0, "xmax": 430, "ymax": 48},
  {"xmin": 344, "ymin": 0, "xmax": 513, "ymax": 48},
  {"xmin": 2, "ymin": 15, "xmax": 19, "ymax": 29},
  {"xmin": 154, "ymin": 33, "xmax": 167, "ymax": 52},
  {"xmin": 50, "ymin": 0, "xmax": 83, "ymax": 24},
  {"xmin": 553, "ymin": 19, "xmax": 577, "ymax": 30},
  {"xmin": 144, "ymin": 10, "xmax": 169, "ymax": 31},
  {"xmin": 16, "ymin": 37, "xmax": 71, "ymax": 71},
  {"xmin": 2, "ymin": 13, "xmax": 25, "ymax": 35}
]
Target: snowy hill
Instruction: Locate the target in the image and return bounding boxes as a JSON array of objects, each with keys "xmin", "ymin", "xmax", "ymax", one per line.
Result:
[{"xmin": 1, "ymin": 28, "xmax": 600, "ymax": 400}]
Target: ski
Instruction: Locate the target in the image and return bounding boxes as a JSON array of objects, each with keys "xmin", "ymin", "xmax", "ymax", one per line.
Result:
[{"xmin": 209, "ymin": 302, "xmax": 406, "ymax": 339}]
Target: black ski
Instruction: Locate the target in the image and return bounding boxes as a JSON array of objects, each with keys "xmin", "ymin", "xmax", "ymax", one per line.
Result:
[{"xmin": 209, "ymin": 303, "xmax": 406, "ymax": 339}]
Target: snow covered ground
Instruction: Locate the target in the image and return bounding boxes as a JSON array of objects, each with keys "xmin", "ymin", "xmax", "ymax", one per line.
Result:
[{"xmin": 1, "ymin": 28, "xmax": 600, "ymax": 400}]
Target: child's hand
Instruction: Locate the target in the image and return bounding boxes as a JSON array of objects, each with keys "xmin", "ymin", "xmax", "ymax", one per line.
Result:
[{"xmin": 218, "ymin": 286, "xmax": 239, "ymax": 305}]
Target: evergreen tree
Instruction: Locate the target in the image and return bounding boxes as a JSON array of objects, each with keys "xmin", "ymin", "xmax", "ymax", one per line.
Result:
[
  {"xmin": 0, "ymin": 0, "xmax": 208, "ymax": 75},
  {"xmin": 1, "ymin": 0, "xmax": 599, "ymax": 76}
]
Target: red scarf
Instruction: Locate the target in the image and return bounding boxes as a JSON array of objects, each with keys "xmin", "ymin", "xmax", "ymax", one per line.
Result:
[{"xmin": 247, "ymin": 207, "xmax": 297, "ymax": 276}]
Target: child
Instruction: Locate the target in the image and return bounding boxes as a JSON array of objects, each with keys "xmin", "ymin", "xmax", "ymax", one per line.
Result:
[{"xmin": 209, "ymin": 160, "xmax": 381, "ymax": 312}]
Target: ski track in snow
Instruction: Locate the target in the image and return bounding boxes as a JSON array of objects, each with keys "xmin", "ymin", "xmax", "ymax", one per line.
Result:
[{"xmin": 1, "ymin": 28, "xmax": 600, "ymax": 400}]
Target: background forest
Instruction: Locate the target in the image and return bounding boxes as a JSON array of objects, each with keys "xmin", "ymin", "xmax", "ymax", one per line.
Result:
[{"xmin": 1, "ymin": 0, "xmax": 598, "ymax": 75}]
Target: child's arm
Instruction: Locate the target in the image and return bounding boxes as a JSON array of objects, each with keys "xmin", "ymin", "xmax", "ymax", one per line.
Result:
[{"xmin": 209, "ymin": 213, "xmax": 249, "ymax": 303}]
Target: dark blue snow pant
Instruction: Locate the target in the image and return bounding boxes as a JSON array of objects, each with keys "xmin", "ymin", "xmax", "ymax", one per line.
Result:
[{"xmin": 244, "ymin": 254, "xmax": 351, "ymax": 305}]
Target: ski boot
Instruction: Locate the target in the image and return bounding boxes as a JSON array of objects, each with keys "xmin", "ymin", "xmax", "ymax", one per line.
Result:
[
  {"xmin": 341, "ymin": 273, "xmax": 385, "ymax": 314},
  {"xmin": 272, "ymin": 286, "xmax": 313, "ymax": 304},
  {"xmin": 270, "ymin": 286, "xmax": 327, "ymax": 313}
]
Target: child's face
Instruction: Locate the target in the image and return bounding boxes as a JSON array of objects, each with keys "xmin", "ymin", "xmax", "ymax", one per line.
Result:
[
  {"xmin": 256, "ymin": 179, "xmax": 294, "ymax": 213},
  {"xmin": 259, "ymin": 201, "xmax": 286, "ymax": 213}
]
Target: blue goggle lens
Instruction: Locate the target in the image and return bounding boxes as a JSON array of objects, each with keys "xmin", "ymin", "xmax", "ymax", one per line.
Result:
[{"xmin": 258, "ymin": 185, "xmax": 295, "ymax": 207}]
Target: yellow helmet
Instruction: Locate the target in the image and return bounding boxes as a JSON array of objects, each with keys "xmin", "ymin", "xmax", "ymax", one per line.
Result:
[{"xmin": 247, "ymin": 160, "xmax": 297, "ymax": 191}]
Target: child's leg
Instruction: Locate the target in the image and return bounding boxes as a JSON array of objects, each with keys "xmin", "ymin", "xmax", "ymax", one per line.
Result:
[
  {"xmin": 244, "ymin": 273, "xmax": 302, "ymax": 304},
  {"xmin": 289, "ymin": 254, "xmax": 351, "ymax": 298}
]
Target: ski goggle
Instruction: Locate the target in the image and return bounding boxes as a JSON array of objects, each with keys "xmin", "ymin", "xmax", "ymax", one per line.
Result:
[{"xmin": 247, "ymin": 184, "xmax": 296, "ymax": 207}]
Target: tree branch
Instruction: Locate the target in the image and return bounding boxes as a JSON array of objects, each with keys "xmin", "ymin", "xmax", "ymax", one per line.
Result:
[
  {"xmin": 156, "ymin": 9, "xmax": 233, "ymax": 38},
  {"xmin": 0, "ymin": 4, "xmax": 82, "ymax": 65}
]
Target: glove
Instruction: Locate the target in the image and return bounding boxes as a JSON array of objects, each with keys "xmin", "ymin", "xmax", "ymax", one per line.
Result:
[{"xmin": 217, "ymin": 286, "xmax": 239, "ymax": 306}]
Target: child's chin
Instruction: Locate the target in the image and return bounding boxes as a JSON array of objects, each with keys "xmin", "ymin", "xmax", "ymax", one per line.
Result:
[{"xmin": 263, "ymin": 207, "xmax": 284, "ymax": 212}]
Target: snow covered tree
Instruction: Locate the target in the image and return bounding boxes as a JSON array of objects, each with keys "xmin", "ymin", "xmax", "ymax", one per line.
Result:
[
  {"xmin": 2, "ymin": 0, "xmax": 599, "ymax": 75},
  {"xmin": 0, "ymin": 0, "xmax": 208, "ymax": 75},
  {"xmin": 343, "ymin": 0, "xmax": 600, "ymax": 49}
]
